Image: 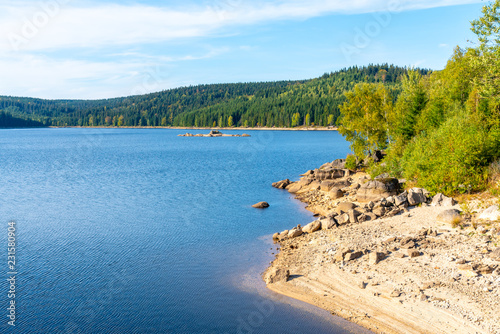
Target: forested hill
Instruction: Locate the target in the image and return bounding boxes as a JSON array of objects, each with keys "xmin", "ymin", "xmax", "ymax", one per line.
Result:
[
  {"xmin": 0, "ymin": 64, "xmax": 429, "ymax": 128},
  {"xmin": 0, "ymin": 111, "xmax": 44, "ymax": 128}
]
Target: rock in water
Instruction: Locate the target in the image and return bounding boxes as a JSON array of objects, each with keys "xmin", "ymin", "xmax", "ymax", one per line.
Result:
[
  {"xmin": 436, "ymin": 209, "xmax": 462, "ymax": 226},
  {"xmin": 264, "ymin": 268, "xmax": 290, "ymax": 284},
  {"xmin": 252, "ymin": 202, "xmax": 270, "ymax": 209},
  {"xmin": 272, "ymin": 179, "xmax": 291, "ymax": 189}
]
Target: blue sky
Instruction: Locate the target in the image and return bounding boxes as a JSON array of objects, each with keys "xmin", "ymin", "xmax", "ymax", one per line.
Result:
[{"xmin": 0, "ymin": 0, "xmax": 486, "ymax": 99}]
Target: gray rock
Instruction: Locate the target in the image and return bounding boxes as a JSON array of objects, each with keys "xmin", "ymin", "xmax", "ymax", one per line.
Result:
[
  {"xmin": 478, "ymin": 205, "xmax": 500, "ymax": 221},
  {"xmin": 364, "ymin": 212, "xmax": 378, "ymax": 221},
  {"xmin": 337, "ymin": 213, "xmax": 350, "ymax": 225},
  {"xmin": 252, "ymin": 201, "xmax": 270, "ymax": 209},
  {"xmin": 286, "ymin": 182, "xmax": 302, "ymax": 193},
  {"xmin": 315, "ymin": 168, "xmax": 348, "ymax": 180},
  {"xmin": 344, "ymin": 251, "xmax": 363, "ymax": 261},
  {"xmin": 335, "ymin": 202, "xmax": 356, "ymax": 214},
  {"xmin": 407, "ymin": 188, "xmax": 427, "ymax": 206},
  {"xmin": 272, "ymin": 179, "xmax": 291, "ymax": 189},
  {"xmin": 329, "ymin": 187, "xmax": 344, "ymax": 200},
  {"xmin": 320, "ymin": 217, "xmax": 337, "ymax": 230},
  {"xmin": 278, "ymin": 230, "xmax": 289, "ymax": 241},
  {"xmin": 348, "ymin": 209, "xmax": 363, "ymax": 224},
  {"xmin": 372, "ymin": 206, "xmax": 386, "ymax": 217},
  {"xmin": 436, "ymin": 209, "xmax": 462, "ymax": 226},
  {"xmin": 308, "ymin": 180, "xmax": 322, "ymax": 191},
  {"xmin": 431, "ymin": 193, "xmax": 456, "ymax": 206},
  {"xmin": 334, "ymin": 248, "xmax": 352, "ymax": 262},
  {"xmin": 303, "ymin": 220, "xmax": 321, "ymax": 234},
  {"xmin": 356, "ymin": 178, "xmax": 399, "ymax": 203},
  {"xmin": 369, "ymin": 252, "xmax": 385, "ymax": 265},
  {"xmin": 408, "ymin": 249, "xmax": 421, "ymax": 258},
  {"xmin": 264, "ymin": 268, "xmax": 290, "ymax": 284},
  {"xmin": 386, "ymin": 196, "xmax": 395, "ymax": 205},
  {"xmin": 288, "ymin": 227, "xmax": 303, "ymax": 238},
  {"xmin": 320, "ymin": 180, "xmax": 336, "ymax": 191},
  {"xmin": 490, "ymin": 248, "xmax": 500, "ymax": 261}
]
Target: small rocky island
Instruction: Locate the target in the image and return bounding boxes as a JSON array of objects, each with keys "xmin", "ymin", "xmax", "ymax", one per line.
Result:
[{"xmin": 178, "ymin": 130, "xmax": 250, "ymax": 137}]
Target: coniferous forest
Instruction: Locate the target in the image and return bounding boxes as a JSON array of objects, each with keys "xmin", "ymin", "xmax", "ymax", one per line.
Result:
[{"xmin": 0, "ymin": 65, "xmax": 428, "ymax": 128}]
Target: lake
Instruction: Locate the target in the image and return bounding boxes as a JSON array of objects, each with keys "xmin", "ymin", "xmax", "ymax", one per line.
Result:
[{"xmin": 0, "ymin": 128, "xmax": 372, "ymax": 333}]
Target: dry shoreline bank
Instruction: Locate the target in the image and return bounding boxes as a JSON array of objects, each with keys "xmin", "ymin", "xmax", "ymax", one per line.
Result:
[
  {"xmin": 264, "ymin": 161, "xmax": 500, "ymax": 333},
  {"xmin": 51, "ymin": 126, "xmax": 338, "ymax": 131}
]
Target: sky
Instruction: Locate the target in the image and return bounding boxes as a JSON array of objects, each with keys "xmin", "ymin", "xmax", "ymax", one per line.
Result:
[{"xmin": 0, "ymin": 0, "xmax": 487, "ymax": 100}]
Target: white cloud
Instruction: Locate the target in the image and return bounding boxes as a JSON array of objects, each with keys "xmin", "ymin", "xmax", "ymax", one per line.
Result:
[
  {"xmin": 0, "ymin": 0, "xmax": 483, "ymax": 98},
  {"xmin": 0, "ymin": 0, "xmax": 483, "ymax": 52},
  {"xmin": 0, "ymin": 54, "xmax": 177, "ymax": 99},
  {"xmin": 439, "ymin": 43, "xmax": 450, "ymax": 48}
]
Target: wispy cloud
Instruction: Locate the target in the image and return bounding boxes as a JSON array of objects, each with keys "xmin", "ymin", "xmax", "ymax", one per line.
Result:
[{"xmin": 0, "ymin": 0, "xmax": 482, "ymax": 52}]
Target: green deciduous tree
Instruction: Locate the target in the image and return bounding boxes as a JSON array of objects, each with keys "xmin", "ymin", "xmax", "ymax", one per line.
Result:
[{"xmin": 338, "ymin": 83, "xmax": 393, "ymax": 158}]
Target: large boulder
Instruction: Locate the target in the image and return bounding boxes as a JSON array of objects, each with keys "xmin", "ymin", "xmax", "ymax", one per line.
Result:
[
  {"xmin": 348, "ymin": 209, "xmax": 363, "ymax": 224},
  {"xmin": 278, "ymin": 230, "xmax": 289, "ymax": 241},
  {"xmin": 286, "ymin": 182, "xmax": 302, "ymax": 193},
  {"xmin": 407, "ymin": 188, "xmax": 427, "ymax": 206},
  {"xmin": 478, "ymin": 205, "xmax": 500, "ymax": 221},
  {"xmin": 369, "ymin": 252, "xmax": 385, "ymax": 265},
  {"xmin": 320, "ymin": 180, "xmax": 336, "ymax": 191},
  {"xmin": 264, "ymin": 268, "xmax": 290, "ymax": 284},
  {"xmin": 303, "ymin": 220, "xmax": 321, "ymax": 233},
  {"xmin": 272, "ymin": 179, "xmax": 291, "ymax": 189},
  {"xmin": 336, "ymin": 213, "xmax": 350, "ymax": 225},
  {"xmin": 356, "ymin": 178, "xmax": 399, "ymax": 203},
  {"xmin": 287, "ymin": 178, "xmax": 313, "ymax": 193},
  {"xmin": 320, "ymin": 217, "xmax": 337, "ymax": 230},
  {"xmin": 315, "ymin": 168, "xmax": 348, "ymax": 180},
  {"xmin": 335, "ymin": 202, "xmax": 356, "ymax": 215},
  {"xmin": 329, "ymin": 187, "xmax": 344, "ymax": 200},
  {"xmin": 394, "ymin": 191, "xmax": 408, "ymax": 206},
  {"xmin": 252, "ymin": 201, "xmax": 270, "ymax": 209},
  {"xmin": 436, "ymin": 209, "xmax": 462, "ymax": 226},
  {"xmin": 431, "ymin": 193, "xmax": 456, "ymax": 206},
  {"xmin": 288, "ymin": 226, "xmax": 303, "ymax": 238}
]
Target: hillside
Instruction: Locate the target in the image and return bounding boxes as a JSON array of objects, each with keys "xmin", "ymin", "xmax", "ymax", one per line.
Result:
[{"xmin": 0, "ymin": 65, "xmax": 429, "ymax": 128}]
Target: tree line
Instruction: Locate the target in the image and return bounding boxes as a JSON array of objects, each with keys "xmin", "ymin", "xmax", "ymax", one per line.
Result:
[{"xmin": 0, "ymin": 64, "xmax": 429, "ymax": 128}]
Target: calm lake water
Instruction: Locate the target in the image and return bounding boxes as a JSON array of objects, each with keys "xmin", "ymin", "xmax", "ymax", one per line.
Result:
[{"xmin": 0, "ymin": 128, "xmax": 372, "ymax": 334}]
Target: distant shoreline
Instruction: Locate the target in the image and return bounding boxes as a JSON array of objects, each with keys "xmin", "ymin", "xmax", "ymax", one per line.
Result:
[{"xmin": 50, "ymin": 126, "xmax": 338, "ymax": 131}]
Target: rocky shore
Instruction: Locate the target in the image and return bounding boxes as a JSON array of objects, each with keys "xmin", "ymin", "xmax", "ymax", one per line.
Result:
[
  {"xmin": 178, "ymin": 130, "xmax": 250, "ymax": 137},
  {"xmin": 265, "ymin": 158, "xmax": 500, "ymax": 333}
]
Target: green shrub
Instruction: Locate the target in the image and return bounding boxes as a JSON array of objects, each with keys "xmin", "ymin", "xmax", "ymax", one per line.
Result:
[
  {"xmin": 345, "ymin": 154, "xmax": 357, "ymax": 170},
  {"xmin": 400, "ymin": 111, "xmax": 498, "ymax": 195}
]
